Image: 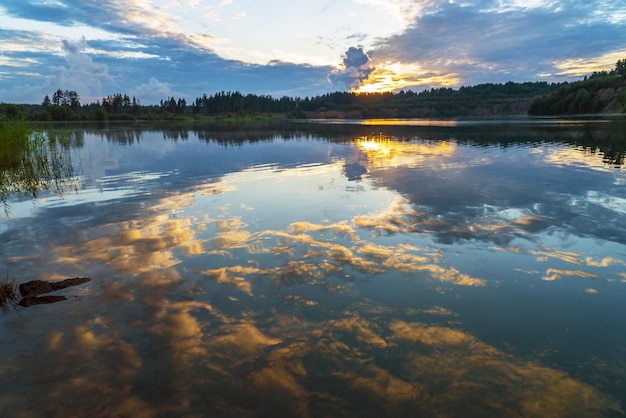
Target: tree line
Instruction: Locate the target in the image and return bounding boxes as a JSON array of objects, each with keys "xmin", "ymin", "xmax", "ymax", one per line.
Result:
[
  {"xmin": 0, "ymin": 77, "xmax": 611, "ymax": 122},
  {"xmin": 529, "ymin": 59, "xmax": 626, "ymax": 115}
]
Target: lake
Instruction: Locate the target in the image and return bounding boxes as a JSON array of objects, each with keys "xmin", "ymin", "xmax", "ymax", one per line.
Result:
[{"xmin": 1, "ymin": 117, "xmax": 626, "ymax": 417}]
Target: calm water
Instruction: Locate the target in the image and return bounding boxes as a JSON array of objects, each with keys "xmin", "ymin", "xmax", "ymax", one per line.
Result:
[{"xmin": 1, "ymin": 118, "xmax": 626, "ymax": 417}]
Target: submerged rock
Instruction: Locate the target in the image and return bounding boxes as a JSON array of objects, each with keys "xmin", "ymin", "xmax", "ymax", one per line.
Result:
[
  {"xmin": 50, "ymin": 277, "xmax": 91, "ymax": 292},
  {"xmin": 18, "ymin": 280, "xmax": 54, "ymax": 297},
  {"xmin": 17, "ymin": 277, "xmax": 91, "ymax": 307},
  {"xmin": 18, "ymin": 295, "xmax": 68, "ymax": 307}
]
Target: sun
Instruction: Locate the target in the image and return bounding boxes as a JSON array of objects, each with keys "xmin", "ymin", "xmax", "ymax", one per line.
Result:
[{"xmin": 353, "ymin": 62, "xmax": 460, "ymax": 93}]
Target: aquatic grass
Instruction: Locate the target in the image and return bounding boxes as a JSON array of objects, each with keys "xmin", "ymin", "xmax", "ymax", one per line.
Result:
[
  {"xmin": 0, "ymin": 271, "xmax": 19, "ymax": 314},
  {"xmin": 0, "ymin": 120, "xmax": 75, "ymax": 216}
]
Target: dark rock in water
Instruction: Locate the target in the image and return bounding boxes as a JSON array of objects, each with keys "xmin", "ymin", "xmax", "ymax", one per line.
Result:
[
  {"xmin": 50, "ymin": 277, "xmax": 91, "ymax": 291},
  {"xmin": 17, "ymin": 277, "xmax": 91, "ymax": 307},
  {"xmin": 19, "ymin": 277, "xmax": 91, "ymax": 297},
  {"xmin": 19, "ymin": 280, "xmax": 54, "ymax": 297},
  {"xmin": 18, "ymin": 295, "xmax": 68, "ymax": 307}
]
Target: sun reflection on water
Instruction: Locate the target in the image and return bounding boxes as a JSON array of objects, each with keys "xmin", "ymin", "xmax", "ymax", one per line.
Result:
[
  {"xmin": 1, "ymin": 126, "xmax": 626, "ymax": 416},
  {"xmin": 354, "ymin": 134, "xmax": 458, "ymax": 173}
]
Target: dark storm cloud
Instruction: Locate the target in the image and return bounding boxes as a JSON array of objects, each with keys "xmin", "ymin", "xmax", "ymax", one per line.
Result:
[{"xmin": 328, "ymin": 47, "xmax": 374, "ymax": 90}]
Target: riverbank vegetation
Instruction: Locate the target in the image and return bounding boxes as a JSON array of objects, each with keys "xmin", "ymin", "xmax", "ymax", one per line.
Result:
[
  {"xmin": 0, "ymin": 120, "xmax": 75, "ymax": 216},
  {"xmin": 1, "ymin": 81, "xmax": 564, "ymax": 122},
  {"xmin": 0, "ymin": 272, "xmax": 18, "ymax": 313},
  {"xmin": 2, "ymin": 59, "xmax": 625, "ymax": 121},
  {"xmin": 529, "ymin": 59, "xmax": 626, "ymax": 115}
]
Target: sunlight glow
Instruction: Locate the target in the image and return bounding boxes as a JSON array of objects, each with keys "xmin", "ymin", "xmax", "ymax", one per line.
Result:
[
  {"xmin": 357, "ymin": 138, "xmax": 392, "ymax": 154},
  {"xmin": 353, "ymin": 62, "xmax": 460, "ymax": 93},
  {"xmin": 554, "ymin": 50, "xmax": 626, "ymax": 77},
  {"xmin": 355, "ymin": 135, "xmax": 457, "ymax": 169}
]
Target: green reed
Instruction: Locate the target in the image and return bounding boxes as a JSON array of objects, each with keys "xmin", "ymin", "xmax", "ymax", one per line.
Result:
[
  {"xmin": 0, "ymin": 271, "xmax": 18, "ymax": 314},
  {"xmin": 0, "ymin": 120, "xmax": 74, "ymax": 216}
]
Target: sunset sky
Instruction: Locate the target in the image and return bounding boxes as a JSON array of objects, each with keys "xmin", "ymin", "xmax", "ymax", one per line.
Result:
[{"xmin": 1, "ymin": 0, "xmax": 625, "ymax": 104}]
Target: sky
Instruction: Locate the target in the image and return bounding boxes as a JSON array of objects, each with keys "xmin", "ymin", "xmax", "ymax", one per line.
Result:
[{"xmin": 1, "ymin": 0, "xmax": 625, "ymax": 104}]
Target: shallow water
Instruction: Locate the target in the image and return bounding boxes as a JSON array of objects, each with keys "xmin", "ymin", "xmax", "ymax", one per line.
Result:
[{"xmin": 1, "ymin": 118, "xmax": 626, "ymax": 417}]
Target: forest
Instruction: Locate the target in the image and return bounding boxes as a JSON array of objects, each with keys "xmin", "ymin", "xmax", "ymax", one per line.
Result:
[
  {"xmin": 0, "ymin": 81, "xmax": 565, "ymax": 122},
  {"xmin": 528, "ymin": 59, "xmax": 626, "ymax": 115}
]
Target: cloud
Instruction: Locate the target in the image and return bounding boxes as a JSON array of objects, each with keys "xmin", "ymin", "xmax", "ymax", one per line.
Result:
[
  {"xmin": 2, "ymin": 126, "xmax": 626, "ymax": 416},
  {"xmin": 1, "ymin": 0, "xmax": 626, "ymax": 104},
  {"xmin": 368, "ymin": 0, "xmax": 626, "ymax": 88},
  {"xmin": 0, "ymin": 34, "xmax": 113, "ymax": 103},
  {"xmin": 128, "ymin": 77, "xmax": 174, "ymax": 103},
  {"xmin": 0, "ymin": 0, "xmax": 336, "ymax": 103},
  {"xmin": 50, "ymin": 37, "xmax": 111, "ymax": 96},
  {"xmin": 61, "ymin": 38, "xmax": 83, "ymax": 55},
  {"xmin": 1, "ymin": 29, "xmax": 333, "ymax": 103},
  {"xmin": 356, "ymin": 0, "xmax": 423, "ymax": 19},
  {"xmin": 542, "ymin": 268, "xmax": 598, "ymax": 282},
  {"xmin": 328, "ymin": 47, "xmax": 374, "ymax": 91}
]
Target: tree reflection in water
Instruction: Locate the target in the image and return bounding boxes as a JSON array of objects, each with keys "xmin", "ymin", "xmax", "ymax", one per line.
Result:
[{"xmin": 1, "ymin": 120, "xmax": 626, "ymax": 416}]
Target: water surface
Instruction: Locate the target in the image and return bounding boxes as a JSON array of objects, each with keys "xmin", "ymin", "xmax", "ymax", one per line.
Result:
[{"xmin": 1, "ymin": 118, "xmax": 625, "ymax": 417}]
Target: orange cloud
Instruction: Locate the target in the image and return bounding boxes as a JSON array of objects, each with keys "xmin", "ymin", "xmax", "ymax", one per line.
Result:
[{"xmin": 353, "ymin": 62, "xmax": 460, "ymax": 93}]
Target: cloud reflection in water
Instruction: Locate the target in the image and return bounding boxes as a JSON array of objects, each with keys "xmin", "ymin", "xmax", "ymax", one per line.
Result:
[{"xmin": 1, "ymin": 128, "xmax": 625, "ymax": 416}]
